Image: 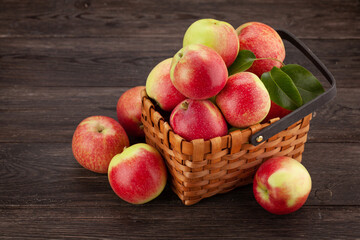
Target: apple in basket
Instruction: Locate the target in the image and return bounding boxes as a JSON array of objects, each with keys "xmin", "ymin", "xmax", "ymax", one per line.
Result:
[
  {"xmin": 183, "ymin": 18, "xmax": 239, "ymax": 67},
  {"xmin": 117, "ymin": 86, "xmax": 145, "ymax": 137},
  {"xmin": 146, "ymin": 58, "xmax": 186, "ymax": 112},
  {"xmin": 170, "ymin": 44, "xmax": 228, "ymax": 100},
  {"xmin": 108, "ymin": 143, "xmax": 167, "ymax": 204},
  {"xmin": 216, "ymin": 72, "xmax": 271, "ymax": 128},
  {"xmin": 262, "ymin": 101, "xmax": 292, "ymax": 123},
  {"xmin": 236, "ymin": 22, "xmax": 285, "ymax": 77},
  {"xmin": 72, "ymin": 116, "xmax": 130, "ymax": 173},
  {"xmin": 253, "ymin": 156, "xmax": 312, "ymax": 215},
  {"xmin": 170, "ymin": 99, "xmax": 228, "ymax": 141}
]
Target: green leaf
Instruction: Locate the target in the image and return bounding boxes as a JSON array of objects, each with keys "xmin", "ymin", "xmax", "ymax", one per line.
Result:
[
  {"xmin": 228, "ymin": 50, "xmax": 256, "ymax": 75},
  {"xmin": 281, "ymin": 64, "xmax": 325, "ymax": 104},
  {"xmin": 261, "ymin": 67, "xmax": 303, "ymax": 111}
]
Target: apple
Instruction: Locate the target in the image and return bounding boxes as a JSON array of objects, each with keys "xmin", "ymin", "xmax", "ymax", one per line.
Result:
[
  {"xmin": 262, "ymin": 101, "xmax": 292, "ymax": 123},
  {"xmin": 183, "ymin": 18, "xmax": 239, "ymax": 67},
  {"xmin": 236, "ymin": 22, "xmax": 285, "ymax": 77},
  {"xmin": 146, "ymin": 58, "xmax": 186, "ymax": 111},
  {"xmin": 170, "ymin": 44, "xmax": 228, "ymax": 100},
  {"xmin": 253, "ymin": 156, "xmax": 312, "ymax": 215},
  {"xmin": 72, "ymin": 116, "xmax": 130, "ymax": 173},
  {"xmin": 108, "ymin": 143, "xmax": 167, "ymax": 204},
  {"xmin": 216, "ymin": 72, "xmax": 271, "ymax": 128},
  {"xmin": 170, "ymin": 99, "xmax": 228, "ymax": 141},
  {"xmin": 117, "ymin": 86, "xmax": 145, "ymax": 137}
]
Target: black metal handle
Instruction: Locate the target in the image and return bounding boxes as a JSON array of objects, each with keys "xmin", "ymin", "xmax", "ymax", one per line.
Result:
[{"xmin": 249, "ymin": 29, "xmax": 337, "ymax": 146}]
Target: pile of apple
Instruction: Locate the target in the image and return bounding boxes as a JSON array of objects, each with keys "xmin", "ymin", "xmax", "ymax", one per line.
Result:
[{"xmin": 72, "ymin": 19, "xmax": 319, "ymax": 215}]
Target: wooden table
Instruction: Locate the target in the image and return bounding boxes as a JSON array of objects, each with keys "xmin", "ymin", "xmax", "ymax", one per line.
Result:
[{"xmin": 1, "ymin": 0, "xmax": 359, "ymax": 239}]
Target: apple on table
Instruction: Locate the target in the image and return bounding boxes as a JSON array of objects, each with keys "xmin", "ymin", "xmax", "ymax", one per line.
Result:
[
  {"xmin": 117, "ymin": 86, "xmax": 145, "ymax": 138},
  {"xmin": 72, "ymin": 116, "xmax": 130, "ymax": 173},
  {"xmin": 253, "ymin": 156, "xmax": 312, "ymax": 215},
  {"xmin": 108, "ymin": 143, "xmax": 167, "ymax": 204}
]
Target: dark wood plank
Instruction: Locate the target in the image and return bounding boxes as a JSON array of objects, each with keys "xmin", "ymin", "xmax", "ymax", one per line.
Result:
[
  {"xmin": 0, "ymin": 205, "xmax": 359, "ymax": 239},
  {"xmin": 0, "ymin": 87, "xmax": 358, "ymax": 143},
  {"xmin": 307, "ymin": 87, "xmax": 360, "ymax": 143},
  {"xmin": 0, "ymin": 37, "xmax": 175, "ymax": 88},
  {"xmin": 0, "ymin": 0, "xmax": 358, "ymax": 238},
  {"xmin": 0, "ymin": 38, "xmax": 358, "ymax": 87},
  {"xmin": 0, "ymin": 0, "xmax": 358, "ymax": 39},
  {"xmin": 1, "ymin": 142, "xmax": 359, "ymax": 206},
  {"xmin": 0, "ymin": 204, "xmax": 360, "ymax": 239},
  {"xmin": 0, "ymin": 86, "xmax": 123, "ymax": 143}
]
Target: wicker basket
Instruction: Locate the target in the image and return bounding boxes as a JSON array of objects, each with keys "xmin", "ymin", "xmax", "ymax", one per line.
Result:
[
  {"xmin": 140, "ymin": 29, "xmax": 336, "ymax": 205},
  {"xmin": 141, "ymin": 90, "xmax": 312, "ymax": 205}
]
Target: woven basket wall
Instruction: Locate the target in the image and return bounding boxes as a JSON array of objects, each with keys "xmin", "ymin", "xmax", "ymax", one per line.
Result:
[{"xmin": 141, "ymin": 89, "xmax": 312, "ymax": 205}]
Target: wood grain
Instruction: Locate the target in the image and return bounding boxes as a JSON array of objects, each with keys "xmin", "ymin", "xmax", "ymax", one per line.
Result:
[
  {"xmin": 1, "ymin": 205, "xmax": 359, "ymax": 239},
  {"xmin": 1, "ymin": 142, "xmax": 359, "ymax": 206},
  {"xmin": 0, "ymin": 0, "xmax": 359, "ymax": 238},
  {"xmin": 0, "ymin": 0, "xmax": 358, "ymax": 39},
  {"xmin": 0, "ymin": 87, "xmax": 358, "ymax": 143},
  {"xmin": 0, "ymin": 38, "xmax": 358, "ymax": 87}
]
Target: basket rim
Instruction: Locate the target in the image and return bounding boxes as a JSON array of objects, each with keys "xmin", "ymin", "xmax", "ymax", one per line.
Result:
[{"xmin": 141, "ymin": 89, "xmax": 311, "ymax": 152}]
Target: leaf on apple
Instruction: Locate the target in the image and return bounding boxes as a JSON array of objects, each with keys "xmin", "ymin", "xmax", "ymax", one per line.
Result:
[
  {"xmin": 261, "ymin": 67, "xmax": 302, "ymax": 111},
  {"xmin": 228, "ymin": 50, "xmax": 256, "ymax": 76},
  {"xmin": 261, "ymin": 65, "xmax": 325, "ymax": 111},
  {"xmin": 281, "ymin": 64, "xmax": 325, "ymax": 104}
]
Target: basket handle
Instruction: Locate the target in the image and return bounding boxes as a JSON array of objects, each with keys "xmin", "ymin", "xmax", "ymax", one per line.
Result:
[{"xmin": 249, "ymin": 29, "xmax": 337, "ymax": 146}]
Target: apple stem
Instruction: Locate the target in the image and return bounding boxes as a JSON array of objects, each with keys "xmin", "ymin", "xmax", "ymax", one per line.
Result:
[
  {"xmin": 181, "ymin": 101, "xmax": 189, "ymax": 110},
  {"xmin": 254, "ymin": 57, "xmax": 285, "ymax": 67},
  {"xmin": 96, "ymin": 124, "xmax": 105, "ymax": 133}
]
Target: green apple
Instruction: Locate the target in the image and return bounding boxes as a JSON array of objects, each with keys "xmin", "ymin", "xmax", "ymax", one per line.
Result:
[{"xmin": 183, "ymin": 19, "xmax": 239, "ymax": 67}]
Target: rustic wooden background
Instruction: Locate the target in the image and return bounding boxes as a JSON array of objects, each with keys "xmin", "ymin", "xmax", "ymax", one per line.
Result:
[{"xmin": 1, "ymin": 0, "xmax": 359, "ymax": 239}]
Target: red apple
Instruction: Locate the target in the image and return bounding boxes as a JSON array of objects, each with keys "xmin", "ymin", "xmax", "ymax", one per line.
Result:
[
  {"xmin": 216, "ymin": 72, "xmax": 271, "ymax": 128},
  {"xmin": 72, "ymin": 116, "xmax": 130, "ymax": 173},
  {"xmin": 170, "ymin": 44, "xmax": 228, "ymax": 100},
  {"xmin": 146, "ymin": 58, "xmax": 186, "ymax": 111},
  {"xmin": 117, "ymin": 86, "xmax": 145, "ymax": 137},
  {"xmin": 236, "ymin": 22, "xmax": 285, "ymax": 77},
  {"xmin": 262, "ymin": 101, "xmax": 292, "ymax": 123},
  {"xmin": 253, "ymin": 156, "xmax": 312, "ymax": 215},
  {"xmin": 170, "ymin": 99, "xmax": 228, "ymax": 141},
  {"xmin": 183, "ymin": 18, "xmax": 239, "ymax": 67},
  {"xmin": 108, "ymin": 143, "xmax": 167, "ymax": 204}
]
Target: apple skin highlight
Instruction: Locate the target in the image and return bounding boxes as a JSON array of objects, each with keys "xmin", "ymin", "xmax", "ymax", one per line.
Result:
[
  {"xmin": 117, "ymin": 86, "xmax": 145, "ymax": 137},
  {"xmin": 253, "ymin": 156, "xmax": 312, "ymax": 215},
  {"xmin": 72, "ymin": 116, "xmax": 130, "ymax": 173},
  {"xmin": 216, "ymin": 72, "xmax": 271, "ymax": 128},
  {"xmin": 146, "ymin": 58, "xmax": 186, "ymax": 112},
  {"xmin": 183, "ymin": 18, "xmax": 239, "ymax": 67},
  {"xmin": 236, "ymin": 22, "xmax": 285, "ymax": 77},
  {"xmin": 170, "ymin": 99, "xmax": 228, "ymax": 141},
  {"xmin": 108, "ymin": 143, "xmax": 167, "ymax": 204},
  {"xmin": 170, "ymin": 44, "xmax": 228, "ymax": 100}
]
